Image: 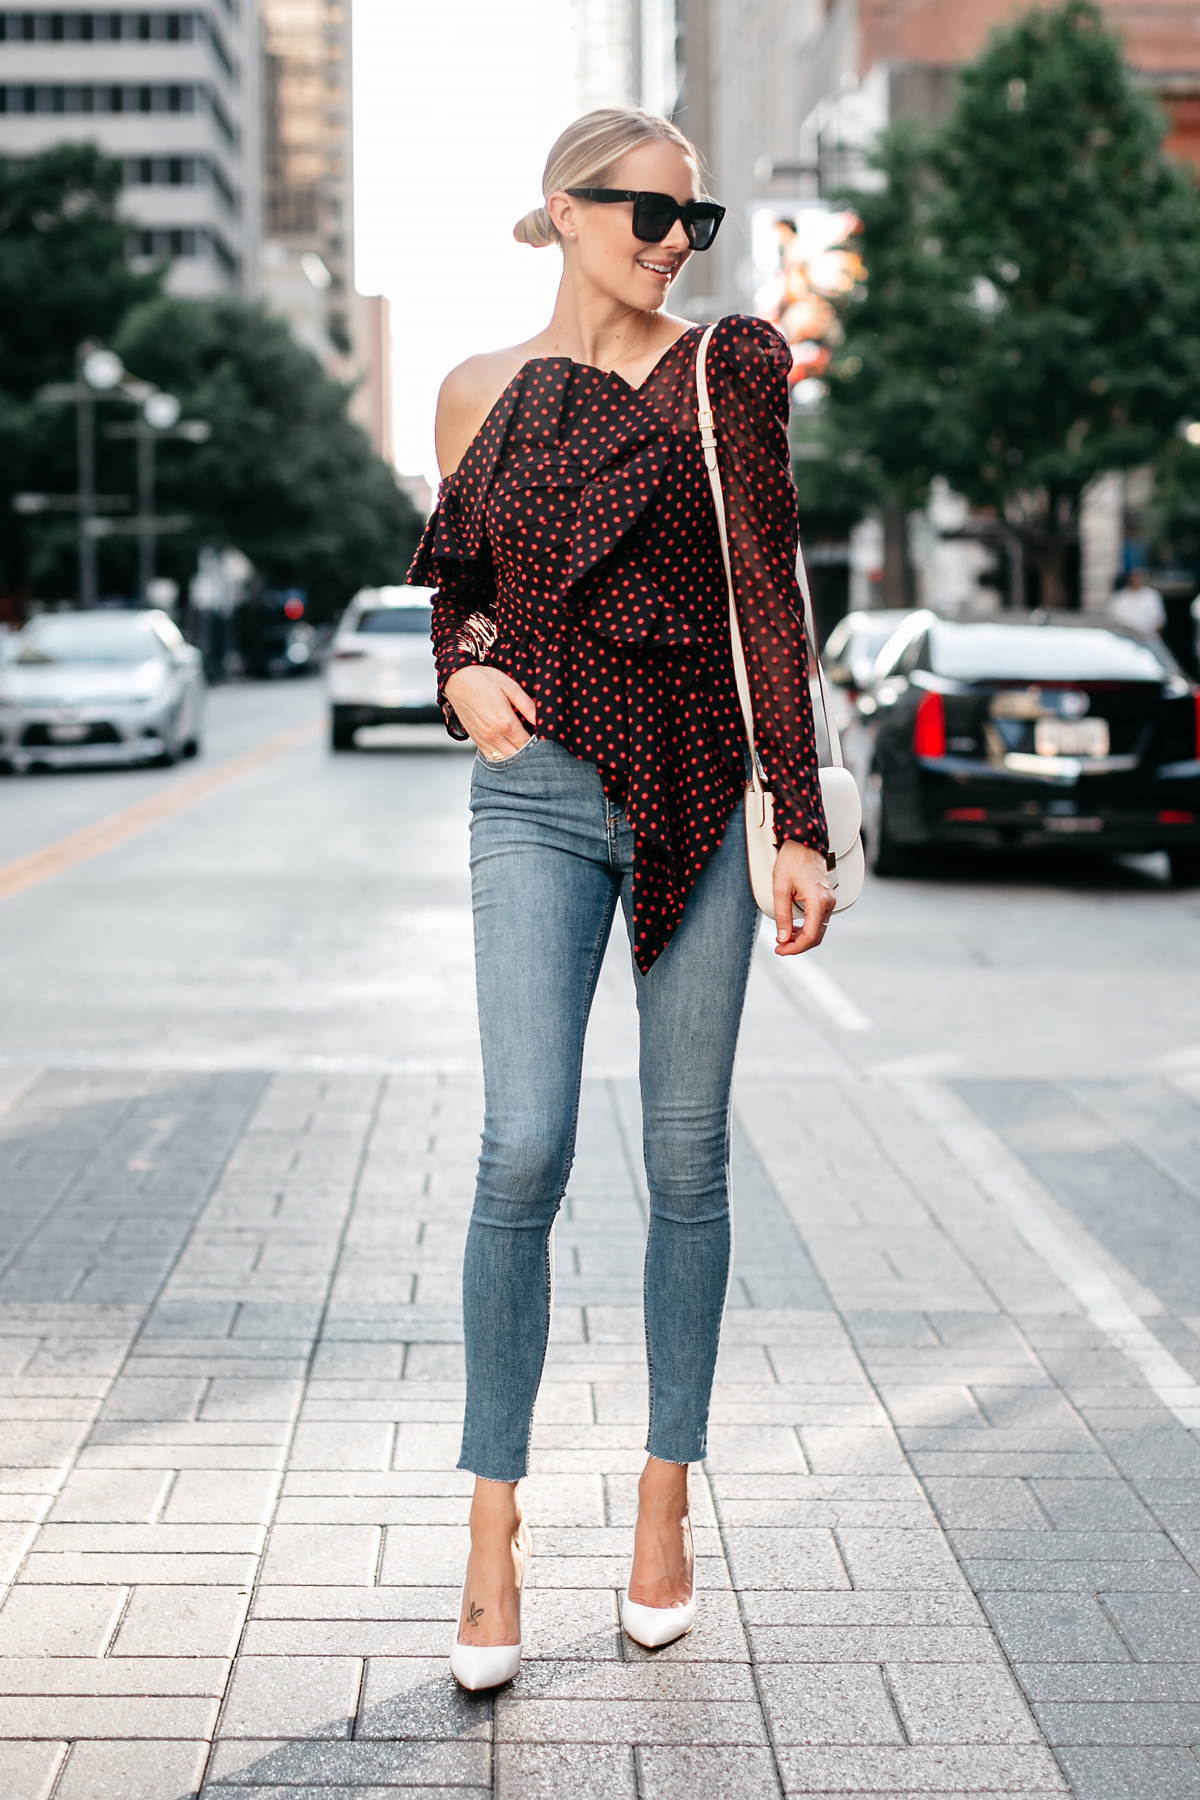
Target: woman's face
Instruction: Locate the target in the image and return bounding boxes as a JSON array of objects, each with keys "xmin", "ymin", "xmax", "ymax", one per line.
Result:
[{"xmin": 552, "ymin": 139, "xmax": 700, "ymax": 312}]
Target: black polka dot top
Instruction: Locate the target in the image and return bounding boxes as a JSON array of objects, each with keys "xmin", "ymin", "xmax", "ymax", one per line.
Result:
[{"xmin": 408, "ymin": 314, "xmax": 828, "ymax": 974}]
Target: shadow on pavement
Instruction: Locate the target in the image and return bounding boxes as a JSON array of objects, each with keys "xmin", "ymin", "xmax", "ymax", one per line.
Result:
[{"xmin": 189, "ymin": 1619, "xmax": 620, "ymax": 1796}]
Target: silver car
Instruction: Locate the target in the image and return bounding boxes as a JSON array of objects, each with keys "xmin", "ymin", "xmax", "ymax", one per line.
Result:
[{"xmin": 0, "ymin": 609, "xmax": 205, "ymax": 773}]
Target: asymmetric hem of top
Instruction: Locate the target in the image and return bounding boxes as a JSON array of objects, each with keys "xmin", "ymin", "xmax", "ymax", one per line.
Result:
[{"xmin": 407, "ymin": 313, "xmax": 829, "ymax": 974}]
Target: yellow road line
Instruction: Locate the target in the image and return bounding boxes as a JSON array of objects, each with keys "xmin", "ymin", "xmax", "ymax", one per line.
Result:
[{"xmin": 0, "ymin": 719, "xmax": 320, "ymax": 905}]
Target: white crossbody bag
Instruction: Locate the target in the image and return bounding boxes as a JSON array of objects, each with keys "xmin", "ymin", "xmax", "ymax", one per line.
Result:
[{"xmin": 695, "ymin": 322, "xmax": 865, "ymax": 919}]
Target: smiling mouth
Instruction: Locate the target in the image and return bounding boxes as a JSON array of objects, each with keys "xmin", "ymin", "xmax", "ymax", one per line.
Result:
[{"xmin": 636, "ymin": 257, "xmax": 678, "ymax": 278}]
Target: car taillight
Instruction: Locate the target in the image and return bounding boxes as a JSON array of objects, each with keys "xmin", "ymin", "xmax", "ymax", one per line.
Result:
[{"xmin": 913, "ymin": 692, "xmax": 946, "ymax": 758}]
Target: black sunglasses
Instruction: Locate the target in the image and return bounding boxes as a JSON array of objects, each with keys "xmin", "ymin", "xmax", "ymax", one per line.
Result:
[{"xmin": 565, "ymin": 188, "xmax": 726, "ymax": 252}]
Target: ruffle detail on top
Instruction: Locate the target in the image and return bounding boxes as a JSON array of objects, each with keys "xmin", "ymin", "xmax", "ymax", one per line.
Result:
[
  {"xmin": 412, "ymin": 354, "xmax": 696, "ymax": 649},
  {"xmin": 556, "ymin": 379, "xmax": 676, "ymax": 603}
]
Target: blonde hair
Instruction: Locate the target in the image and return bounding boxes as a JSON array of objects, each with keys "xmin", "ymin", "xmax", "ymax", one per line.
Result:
[{"xmin": 514, "ymin": 108, "xmax": 701, "ymax": 248}]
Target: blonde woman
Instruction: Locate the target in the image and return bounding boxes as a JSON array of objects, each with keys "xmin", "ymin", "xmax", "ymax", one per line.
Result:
[{"xmin": 409, "ymin": 108, "xmax": 833, "ymax": 1689}]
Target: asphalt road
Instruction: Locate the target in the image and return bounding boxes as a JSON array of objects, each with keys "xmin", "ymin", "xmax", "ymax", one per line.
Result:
[{"xmin": 1, "ymin": 677, "xmax": 1196, "ymax": 1085}]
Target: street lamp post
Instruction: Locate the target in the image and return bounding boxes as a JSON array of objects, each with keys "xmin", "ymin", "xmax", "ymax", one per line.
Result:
[
  {"xmin": 30, "ymin": 343, "xmax": 128, "ymax": 605},
  {"xmin": 76, "ymin": 346, "xmax": 95, "ymax": 606},
  {"xmin": 73, "ymin": 345, "xmax": 124, "ymax": 604},
  {"xmin": 21, "ymin": 343, "xmax": 209, "ymax": 606},
  {"xmin": 139, "ymin": 393, "xmax": 179, "ymax": 600},
  {"xmin": 104, "ymin": 396, "xmax": 210, "ymax": 602}
]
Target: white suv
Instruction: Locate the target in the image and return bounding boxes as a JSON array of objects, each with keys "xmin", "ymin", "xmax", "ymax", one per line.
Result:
[{"xmin": 326, "ymin": 585, "xmax": 439, "ymax": 751}]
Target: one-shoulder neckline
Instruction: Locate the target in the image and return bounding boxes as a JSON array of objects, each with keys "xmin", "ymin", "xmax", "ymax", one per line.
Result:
[
  {"xmin": 441, "ymin": 324, "xmax": 704, "ymax": 491},
  {"xmin": 552, "ymin": 321, "xmax": 702, "ymax": 393}
]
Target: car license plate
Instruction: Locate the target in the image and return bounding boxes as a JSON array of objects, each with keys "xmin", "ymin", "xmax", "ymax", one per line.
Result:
[
  {"xmin": 48, "ymin": 723, "xmax": 88, "ymax": 742},
  {"xmin": 1035, "ymin": 717, "xmax": 1109, "ymax": 757},
  {"xmin": 1044, "ymin": 815, "xmax": 1104, "ymax": 833}
]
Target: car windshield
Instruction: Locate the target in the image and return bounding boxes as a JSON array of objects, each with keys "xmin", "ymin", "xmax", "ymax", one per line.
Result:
[
  {"xmin": 15, "ymin": 616, "xmax": 163, "ymax": 666},
  {"xmin": 827, "ymin": 612, "xmax": 911, "ymax": 661},
  {"xmin": 929, "ymin": 623, "xmax": 1174, "ymax": 683},
  {"xmin": 853, "ymin": 617, "xmax": 914, "ymax": 662},
  {"xmin": 354, "ymin": 608, "xmax": 431, "ymax": 635}
]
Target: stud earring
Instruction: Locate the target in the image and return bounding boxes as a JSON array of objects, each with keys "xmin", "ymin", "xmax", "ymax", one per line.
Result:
[{"xmin": 569, "ymin": 230, "xmax": 576, "ymax": 239}]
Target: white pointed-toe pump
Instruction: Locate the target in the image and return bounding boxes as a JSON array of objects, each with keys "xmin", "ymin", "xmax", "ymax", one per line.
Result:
[
  {"xmin": 620, "ymin": 1582, "xmax": 697, "ymax": 1649},
  {"xmin": 621, "ymin": 1516, "xmax": 696, "ymax": 1649},
  {"xmin": 449, "ymin": 1525, "xmax": 530, "ymax": 1691}
]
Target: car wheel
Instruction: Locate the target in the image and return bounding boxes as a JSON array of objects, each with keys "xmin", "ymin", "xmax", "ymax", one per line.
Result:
[
  {"xmin": 863, "ymin": 776, "xmax": 910, "ymax": 878},
  {"xmin": 331, "ymin": 715, "xmax": 357, "ymax": 752},
  {"xmin": 1169, "ymin": 847, "xmax": 1200, "ymax": 888},
  {"xmin": 182, "ymin": 737, "xmax": 200, "ymax": 759}
]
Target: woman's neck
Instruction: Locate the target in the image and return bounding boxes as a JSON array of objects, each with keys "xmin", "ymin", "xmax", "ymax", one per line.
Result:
[{"xmin": 531, "ymin": 266, "xmax": 676, "ymax": 376}]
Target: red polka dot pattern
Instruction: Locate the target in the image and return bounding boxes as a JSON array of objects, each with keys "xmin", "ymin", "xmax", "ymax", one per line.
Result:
[{"xmin": 408, "ymin": 314, "xmax": 828, "ymax": 973}]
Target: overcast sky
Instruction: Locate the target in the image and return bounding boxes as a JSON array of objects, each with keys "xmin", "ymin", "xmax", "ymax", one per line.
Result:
[{"xmin": 353, "ymin": 0, "xmax": 580, "ymax": 487}]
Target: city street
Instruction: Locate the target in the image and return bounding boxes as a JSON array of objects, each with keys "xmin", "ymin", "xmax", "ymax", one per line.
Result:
[{"xmin": 2, "ymin": 680, "xmax": 1200, "ymax": 1798}]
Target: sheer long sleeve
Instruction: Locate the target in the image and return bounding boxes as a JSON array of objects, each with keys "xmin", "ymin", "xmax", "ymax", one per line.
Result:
[
  {"xmin": 711, "ymin": 317, "xmax": 828, "ymax": 857},
  {"xmin": 407, "ymin": 483, "xmax": 499, "ymax": 740}
]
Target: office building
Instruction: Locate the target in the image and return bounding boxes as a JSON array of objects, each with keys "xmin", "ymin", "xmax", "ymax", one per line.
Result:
[
  {"xmin": 572, "ymin": 0, "xmax": 681, "ymax": 119},
  {"xmin": 791, "ymin": 0, "xmax": 1200, "ymax": 205},
  {"xmin": 352, "ymin": 290, "xmax": 391, "ymax": 466},
  {"xmin": 256, "ymin": 0, "xmax": 392, "ymax": 463},
  {"xmin": 258, "ymin": 0, "xmax": 352, "ymax": 357},
  {"xmin": 0, "ymin": 2, "xmax": 261, "ymax": 295}
]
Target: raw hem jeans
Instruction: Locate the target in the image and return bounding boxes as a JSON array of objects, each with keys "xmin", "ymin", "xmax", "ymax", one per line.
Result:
[{"xmin": 461, "ymin": 736, "xmax": 757, "ymax": 1482}]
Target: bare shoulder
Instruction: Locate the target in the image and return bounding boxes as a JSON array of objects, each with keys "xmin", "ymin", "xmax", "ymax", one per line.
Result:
[{"xmin": 435, "ymin": 348, "xmax": 527, "ymax": 478}]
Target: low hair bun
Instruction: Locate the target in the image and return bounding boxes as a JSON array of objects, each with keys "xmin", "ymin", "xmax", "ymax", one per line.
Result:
[
  {"xmin": 515, "ymin": 110, "xmax": 703, "ymax": 255},
  {"xmin": 513, "ymin": 205, "xmax": 559, "ymax": 248}
]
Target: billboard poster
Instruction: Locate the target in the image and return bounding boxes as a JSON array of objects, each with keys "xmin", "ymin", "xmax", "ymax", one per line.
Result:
[{"xmin": 749, "ymin": 202, "xmax": 864, "ymax": 401}]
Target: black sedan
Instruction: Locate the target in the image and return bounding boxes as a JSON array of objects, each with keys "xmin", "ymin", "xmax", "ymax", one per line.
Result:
[{"xmin": 856, "ymin": 610, "xmax": 1200, "ymax": 883}]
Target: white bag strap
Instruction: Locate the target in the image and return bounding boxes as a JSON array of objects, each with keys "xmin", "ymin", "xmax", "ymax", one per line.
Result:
[{"xmin": 695, "ymin": 322, "xmax": 844, "ymax": 774}]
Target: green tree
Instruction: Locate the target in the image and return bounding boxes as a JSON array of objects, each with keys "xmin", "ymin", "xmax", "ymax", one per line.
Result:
[
  {"xmin": 0, "ymin": 142, "xmax": 420, "ymax": 614},
  {"xmin": 113, "ymin": 296, "xmax": 422, "ymax": 619},
  {"xmin": 825, "ymin": 1, "xmax": 1200, "ymax": 606},
  {"xmin": 802, "ymin": 123, "xmax": 959, "ymax": 603},
  {"xmin": 0, "ymin": 143, "xmax": 162, "ymax": 600}
]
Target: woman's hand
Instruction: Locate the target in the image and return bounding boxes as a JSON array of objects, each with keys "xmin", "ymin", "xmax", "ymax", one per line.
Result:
[
  {"xmin": 772, "ymin": 840, "xmax": 836, "ymax": 956},
  {"xmin": 445, "ymin": 666, "xmax": 537, "ymax": 760}
]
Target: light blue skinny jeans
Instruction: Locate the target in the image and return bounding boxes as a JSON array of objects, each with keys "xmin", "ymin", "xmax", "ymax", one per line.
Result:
[{"xmin": 461, "ymin": 736, "xmax": 758, "ymax": 1482}]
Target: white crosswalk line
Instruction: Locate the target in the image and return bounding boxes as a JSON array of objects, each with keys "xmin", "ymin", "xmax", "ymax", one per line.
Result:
[
  {"xmin": 762, "ymin": 922, "xmax": 872, "ymax": 1032},
  {"xmin": 905, "ymin": 1077, "xmax": 1200, "ymax": 1431}
]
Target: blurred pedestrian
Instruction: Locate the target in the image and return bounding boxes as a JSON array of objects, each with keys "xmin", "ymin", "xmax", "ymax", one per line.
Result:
[
  {"xmin": 409, "ymin": 107, "xmax": 833, "ymax": 1691},
  {"xmin": 188, "ymin": 547, "xmax": 239, "ymax": 683},
  {"xmin": 1109, "ymin": 567, "xmax": 1166, "ymax": 637}
]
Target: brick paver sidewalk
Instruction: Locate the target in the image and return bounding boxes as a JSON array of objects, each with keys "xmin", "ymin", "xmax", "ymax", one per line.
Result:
[{"xmin": 2, "ymin": 1066, "xmax": 1199, "ymax": 1797}]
